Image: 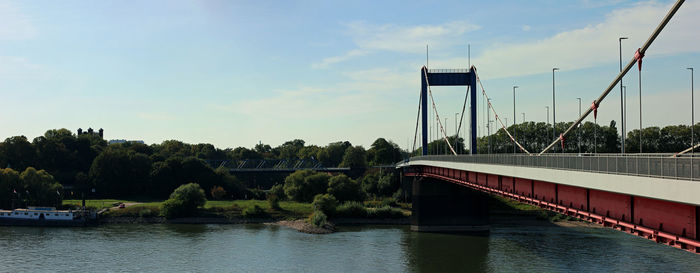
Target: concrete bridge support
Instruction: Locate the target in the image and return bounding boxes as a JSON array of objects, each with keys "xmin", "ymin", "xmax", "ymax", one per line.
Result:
[{"xmin": 411, "ymin": 177, "xmax": 489, "ymax": 232}]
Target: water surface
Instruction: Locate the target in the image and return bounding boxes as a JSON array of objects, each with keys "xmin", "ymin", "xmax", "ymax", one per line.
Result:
[{"xmin": 0, "ymin": 223, "xmax": 698, "ymax": 272}]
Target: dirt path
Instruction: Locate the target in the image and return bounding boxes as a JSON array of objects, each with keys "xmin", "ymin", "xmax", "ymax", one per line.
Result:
[{"xmin": 109, "ymin": 202, "xmax": 142, "ymax": 211}]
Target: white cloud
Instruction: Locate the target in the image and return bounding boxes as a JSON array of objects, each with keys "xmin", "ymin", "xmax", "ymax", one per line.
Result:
[
  {"xmin": 522, "ymin": 25, "xmax": 531, "ymax": 31},
  {"xmin": 0, "ymin": 1, "xmax": 36, "ymax": 40},
  {"xmin": 345, "ymin": 20, "xmax": 480, "ymax": 53},
  {"xmin": 432, "ymin": 1, "xmax": 700, "ymax": 79},
  {"xmin": 0, "ymin": 56, "xmax": 45, "ymax": 79},
  {"xmin": 313, "ymin": 21, "xmax": 480, "ymax": 68},
  {"xmin": 312, "ymin": 49, "xmax": 369, "ymax": 69}
]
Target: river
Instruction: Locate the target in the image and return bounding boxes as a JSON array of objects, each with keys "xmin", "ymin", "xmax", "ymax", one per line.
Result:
[{"xmin": 1, "ymin": 223, "xmax": 698, "ymax": 272}]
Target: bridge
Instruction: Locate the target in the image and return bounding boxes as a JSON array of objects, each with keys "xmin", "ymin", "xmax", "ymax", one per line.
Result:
[
  {"xmin": 398, "ymin": 0, "xmax": 700, "ymax": 254},
  {"xmin": 206, "ymin": 159, "xmax": 351, "ymax": 174}
]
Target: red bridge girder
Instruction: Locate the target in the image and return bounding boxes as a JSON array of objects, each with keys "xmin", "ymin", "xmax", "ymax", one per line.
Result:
[{"xmin": 404, "ymin": 165, "xmax": 700, "ymax": 254}]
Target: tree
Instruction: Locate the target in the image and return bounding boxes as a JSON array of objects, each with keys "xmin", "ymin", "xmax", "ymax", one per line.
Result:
[
  {"xmin": 340, "ymin": 146, "xmax": 367, "ymax": 169},
  {"xmin": 20, "ymin": 167, "xmax": 63, "ymax": 207},
  {"xmin": 317, "ymin": 141, "xmax": 351, "ymax": 167},
  {"xmin": 282, "ymin": 170, "xmax": 330, "ymax": 202},
  {"xmin": 367, "ymin": 138, "xmax": 403, "ymax": 166},
  {"xmin": 210, "ymin": 186, "xmax": 226, "ymax": 200},
  {"xmin": 275, "ymin": 139, "xmax": 306, "ymax": 159},
  {"xmin": 214, "ymin": 167, "xmax": 246, "ymax": 199},
  {"xmin": 89, "ymin": 148, "xmax": 152, "ymax": 197},
  {"xmin": 360, "ymin": 171, "xmax": 399, "ymax": 197},
  {"xmin": 327, "ymin": 174, "xmax": 364, "ymax": 202},
  {"xmin": 0, "ymin": 136, "xmax": 37, "ymax": 171},
  {"xmin": 0, "ymin": 168, "xmax": 21, "ymax": 208}
]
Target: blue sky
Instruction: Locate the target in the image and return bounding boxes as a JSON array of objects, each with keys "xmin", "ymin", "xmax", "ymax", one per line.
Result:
[{"xmin": 0, "ymin": 0, "xmax": 698, "ymax": 150}]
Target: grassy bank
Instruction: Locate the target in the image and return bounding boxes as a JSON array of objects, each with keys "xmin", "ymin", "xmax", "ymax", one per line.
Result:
[
  {"xmin": 66, "ymin": 198, "xmax": 411, "ymax": 221},
  {"xmin": 489, "ymin": 195, "xmax": 579, "ymax": 222}
]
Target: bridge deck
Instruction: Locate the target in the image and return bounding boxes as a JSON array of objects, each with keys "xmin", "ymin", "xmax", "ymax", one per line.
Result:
[{"xmin": 399, "ymin": 155, "xmax": 700, "ymax": 206}]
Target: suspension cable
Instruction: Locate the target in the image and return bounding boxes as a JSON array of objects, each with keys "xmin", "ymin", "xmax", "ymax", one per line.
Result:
[
  {"xmin": 539, "ymin": 0, "xmax": 684, "ymax": 155},
  {"xmin": 474, "ymin": 70, "xmax": 531, "ymax": 154},
  {"xmin": 454, "ymin": 85, "xmax": 470, "ymax": 152},
  {"xmin": 411, "ymin": 86, "xmax": 422, "ymax": 155}
]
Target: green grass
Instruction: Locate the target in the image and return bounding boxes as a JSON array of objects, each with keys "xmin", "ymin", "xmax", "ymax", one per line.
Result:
[
  {"xmin": 71, "ymin": 199, "xmax": 313, "ymax": 219},
  {"xmin": 65, "ymin": 198, "xmax": 411, "ymax": 220},
  {"xmin": 62, "ymin": 199, "xmax": 163, "ymax": 210},
  {"xmin": 63, "ymin": 199, "xmax": 132, "ymax": 209}
]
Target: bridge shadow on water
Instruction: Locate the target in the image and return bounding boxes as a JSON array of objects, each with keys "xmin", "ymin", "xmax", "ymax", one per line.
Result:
[{"xmin": 402, "ymin": 229, "xmax": 489, "ymax": 272}]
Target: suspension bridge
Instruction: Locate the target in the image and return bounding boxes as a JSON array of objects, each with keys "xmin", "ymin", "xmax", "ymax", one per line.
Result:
[{"xmin": 398, "ymin": 0, "xmax": 700, "ymax": 254}]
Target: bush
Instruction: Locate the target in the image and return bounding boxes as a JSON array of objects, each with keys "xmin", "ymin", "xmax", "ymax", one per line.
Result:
[
  {"xmin": 312, "ymin": 194, "xmax": 337, "ymax": 214},
  {"xmin": 247, "ymin": 188, "xmax": 266, "ymax": 200},
  {"xmin": 333, "ymin": 201, "xmax": 367, "ymax": 218},
  {"xmin": 268, "ymin": 194, "xmax": 281, "ymax": 211},
  {"xmin": 210, "ymin": 186, "xmax": 226, "ymax": 200},
  {"xmin": 161, "ymin": 183, "xmax": 207, "ymax": 219},
  {"xmin": 242, "ymin": 205, "xmax": 267, "ymax": 218},
  {"xmin": 380, "ymin": 197, "xmax": 398, "ymax": 207},
  {"xmin": 366, "ymin": 206, "xmax": 404, "ymax": 218},
  {"xmin": 161, "ymin": 199, "xmax": 188, "ymax": 219},
  {"xmin": 309, "ymin": 211, "xmax": 328, "ymax": 227},
  {"xmin": 105, "ymin": 206, "xmax": 161, "ymax": 218},
  {"xmin": 269, "ymin": 184, "xmax": 285, "ymax": 200},
  {"xmin": 169, "ymin": 183, "xmax": 207, "ymax": 208}
]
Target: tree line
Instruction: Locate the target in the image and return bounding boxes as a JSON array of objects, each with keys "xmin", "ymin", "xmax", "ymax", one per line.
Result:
[
  {"xmin": 415, "ymin": 121, "xmax": 700, "ymax": 154},
  {"xmin": 0, "ymin": 129, "xmax": 406, "ymax": 204}
]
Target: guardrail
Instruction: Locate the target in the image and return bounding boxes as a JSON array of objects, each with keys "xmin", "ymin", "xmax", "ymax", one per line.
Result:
[
  {"xmin": 405, "ymin": 154, "xmax": 700, "ymax": 181},
  {"xmin": 427, "ymin": 68, "xmax": 470, "ymax": 73}
]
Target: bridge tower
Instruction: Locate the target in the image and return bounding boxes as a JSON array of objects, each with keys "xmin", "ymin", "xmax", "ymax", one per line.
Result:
[{"xmin": 421, "ymin": 66, "xmax": 478, "ymax": 155}]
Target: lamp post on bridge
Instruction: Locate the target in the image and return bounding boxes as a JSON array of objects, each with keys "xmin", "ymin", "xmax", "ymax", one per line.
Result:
[
  {"xmin": 688, "ymin": 67, "xmax": 694, "ymax": 180},
  {"xmin": 545, "ymin": 106, "xmax": 549, "ymax": 127},
  {"xmin": 552, "ymin": 67, "xmax": 559, "ymax": 153},
  {"xmin": 619, "ymin": 37, "xmax": 628, "ymax": 154},
  {"xmin": 445, "ymin": 117, "xmax": 448, "ymax": 155},
  {"xmin": 689, "ymin": 67, "xmax": 695, "ymax": 154},
  {"xmin": 455, "ymin": 112, "xmax": 459, "ymax": 154},
  {"xmin": 513, "ymin": 85, "xmax": 519, "ymax": 154},
  {"xmin": 577, "ymin": 98, "xmax": 582, "ymax": 155},
  {"xmin": 623, "ymin": 85, "xmax": 627, "ymax": 150},
  {"xmin": 487, "ymin": 99, "xmax": 492, "ymax": 154},
  {"xmin": 522, "ymin": 113, "xmax": 525, "ymax": 123}
]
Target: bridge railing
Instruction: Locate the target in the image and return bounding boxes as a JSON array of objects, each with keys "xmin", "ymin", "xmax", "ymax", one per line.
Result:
[{"xmin": 407, "ymin": 154, "xmax": 700, "ymax": 181}]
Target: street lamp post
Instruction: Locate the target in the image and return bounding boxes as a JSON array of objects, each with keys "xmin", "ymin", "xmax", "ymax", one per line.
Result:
[
  {"xmin": 522, "ymin": 113, "xmax": 525, "ymax": 123},
  {"xmin": 487, "ymin": 99, "xmax": 491, "ymax": 154},
  {"xmin": 689, "ymin": 68, "xmax": 695, "ymax": 146},
  {"xmin": 455, "ymin": 112, "xmax": 459, "ymax": 154},
  {"xmin": 623, "ymin": 85, "xmax": 627, "ymax": 150},
  {"xmin": 619, "ymin": 37, "xmax": 628, "ymax": 154},
  {"xmin": 552, "ymin": 68, "xmax": 559, "ymax": 152},
  {"xmin": 689, "ymin": 67, "xmax": 694, "ymax": 179},
  {"xmin": 577, "ymin": 98, "xmax": 582, "ymax": 154},
  {"xmin": 513, "ymin": 85, "xmax": 519, "ymax": 154},
  {"xmin": 546, "ymin": 106, "xmax": 549, "ymax": 126},
  {"xmin": 445, "ymin": 118, "xmax": 448, "ymax": 155}
]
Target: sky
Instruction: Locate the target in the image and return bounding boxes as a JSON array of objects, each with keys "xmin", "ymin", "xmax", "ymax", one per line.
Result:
[{"xmin": 0, "ymin": 0, "xmax": 698, "ymax": 151}]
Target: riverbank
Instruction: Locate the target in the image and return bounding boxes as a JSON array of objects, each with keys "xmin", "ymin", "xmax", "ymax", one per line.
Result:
[{"xmin": 83, "ymin": 196, "xmax": 594, "ymax": 232}]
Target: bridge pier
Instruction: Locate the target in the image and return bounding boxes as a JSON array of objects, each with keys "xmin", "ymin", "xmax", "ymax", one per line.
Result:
[{"xmin": 411, "ymin": 177, "xmax": 489, "ymax": 232}]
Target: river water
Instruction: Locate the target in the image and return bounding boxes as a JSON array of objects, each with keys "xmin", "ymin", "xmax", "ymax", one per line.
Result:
[{"xmin": 1, "ymin": 223, "xmax": 698, "ymax": 272}]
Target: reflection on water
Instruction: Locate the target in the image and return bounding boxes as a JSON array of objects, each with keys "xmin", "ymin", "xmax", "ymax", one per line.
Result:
[
  {"xmin": 403, "ymin": 231, "xmax": 489, "ymax": 272},
  {"xmin": 0, "ymin": 223, "xmax": 698, "ymax": 272}
]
